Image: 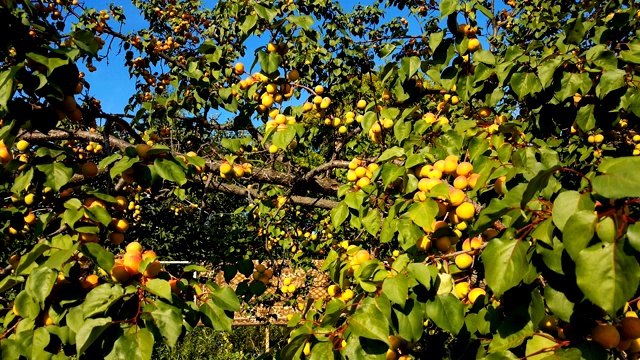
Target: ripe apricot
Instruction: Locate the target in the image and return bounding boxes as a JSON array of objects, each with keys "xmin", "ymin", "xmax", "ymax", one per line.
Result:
[
  {"xmin": 79, "ymin": 233, "xmax": 99, "ymax": 243},
  {"xmin": 449, "ymin": 188, "xmax": 466, "ymax": 206},
  {"xmin": 468, "ymin": 288, "xmax": 486, "ymax": 304},
  {"xmin": 435, "ymin": 236, "xmax": 451, "ymax": 252},
  {"xmin": 81, "ymin": 274, "xmax": 100, "ymax": 289},
  {"xmin": 123, "ymin": 252, "xmax": 142, "ymax": 275},
  {"xmin": 591, "ymin": 324, "xmax": 620, "ymax": 349},
  {"xmin": 456, "ymin": 202, "xmax": 475, "ymax": 221},
  {"xmin": 468, "ymin": 38, "xmax": 481, "ymax": 52},
  {"xmin": 455, "ymin": 282, "xmax": 470, "ymax": 298},
  {"xmin": 620, "ymin": 317, "xmax": 640, "ymax": 339},
  {"xmin": 456, "ymin": 162, "xmax": 473, "ymax": 177},
  {"xmin": 233, "ymin": 62, "xmax": 244, "ymax": 75},
  {"xmin": 455, "ymin": 253, "xmax": 473, "ymax": 269},
  {"xmin": 354, "ymin": 250, "xmax": 371, "ymax": 264},
  {"xmin": 111, "ymin": 263, "xmax": 130, "ymax": 282},
  {"xmin": 109, "ymin": 232, "xmax": 124, "ymax": 245},
  {"xmin": 111, "ymin": 218, "xmax": 129, "ymax": 233},
  {"xmin": 136, "ymin": 144, "xmax": 151, "ymax": 158},
  {"xmin": 143, "ymin": 260, "xmax": 162, "ymax": 277},
  {"xmin": 24, "ymin": 212, "xmax": 37, "ymax": 225},
  {"xmin": 539, "ymin": 314, "xmax": 558, "ymax": 333},
  {"xmin": 453, "ymin": 175, "xmax": 469, "ymax": 190},
  {"xmin": 80, "ymin": 162, "xmax": 99, "ymax": 178}
]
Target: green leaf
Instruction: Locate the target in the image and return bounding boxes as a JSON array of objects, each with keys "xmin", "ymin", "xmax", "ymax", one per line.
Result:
[
  {"xmin": 592, "ymin": 157, "xmax": 640, "ymax": 198},
  {"xmin": 382, "ymin": 274, "xmax": 408, "ymax": 307},
  {"xmin": 537, "ymin": 57, "xmax": 563, "ymax": 88},
  {"xmin": 349, "ymin": 309, "xmax": 390, "ymax": 344},
  {"xmin": 154, "ymin": 158, "xmax": 187, "ymax": 185},
  {"xmin": 576, "ymin": 104, "xmax": 596, "ymax": 132},
  {"xmin": 562, "ymin": 210, "xmax": 597, "ymax": 260},
  {"xmin": 393, "ymin": 298, "xmax": 424, "ymax": 343},
  {"xmin": 76, "ymin": 317, "xmax": 112, "ymax": 356},
  {"xmin": 25, "ymin": 53, "xmax": 69, "ymax": 75},
  {"xmin": 199, "ymin": 301, "xmax": 233, "ymax": 332},
  {"xmin": 80, "ymin": 243, "xmax": 115, "ymax": 272},
  {"xmin": 150, "ymin": 301, "xmax": 182, "ymax": 347},
  {"xmin": 525, "ymin": 335, "xmax": 557, "ymax": 360},
  {"xmin": 16, "ymin": 243, "xmax": 50, "ymax": 275},
  {"xmin": 145, "ymin": 279, "xmax": 172, "ymax": 302},
  {"xmin": 474, "ymin": 50, "xmax": 496, "ymax": 65},
  {"xmin": 14, "ymin": 290, "xmax": 40, "ymax": 319},
  {"xmin": 481, "ymin": 238, "xmax": 530, "ymax": 297},
  {"xmin": 110, "ymin": 156, "xmax": 139, "ymax": 178},
  {"xmin": 11, "ymin": 167, "xmax": 34, "ymax": 193},
  {"xmin": 280, "ymin": 331, "xmax": 310, "ymax": 360},
  {"xmin": 378, "ymin": 147, "xmax": 405, "ymax": 162},
  {"xmin": 25, "ymin": 266, "xmax": 56, "ymax": 306},
  {"xmin": 83, "ymin": 284, "xmax": 125, "ymax": 318},
  {"xmin": 290, "ymin": 15, "xmax": 314, "ymax": 29},
  {"xmin": 595, "ymin": 69, "xmax": 626, "ymax": 99},
  {"xmin": 543, "ymin": 285, "xmax": 574, "ymax": 323},
  {"xmin": 84, "ymin": 205, "xmax": 112, "ymax": 227},
  {"xmin": 576, "ymin": 240, "xmax": 640, "ymax": 316},
  {"xmin": 380, "ymin": 163, "xmax": 404, "ymax": 187},
  {"xmin": 408, "ymin": 199, "xmax": 438, "ymax": 229},
  {"xmin": 258, "ymin": 51, "xmax": 281, "ymax": 74},
  {"xmin": 401, "ymin": 57, "xmax": 421, "ymax": 78},
  {"xmin": 105, "ymin": 326, "xmax": 154, "ymax": 360},
  {"xmin": 627, "ymin": 222, "xmax": 640, "ymax": 253},
  {"xmin": 272, "ymin": 126, "xmax": 296, "ymax": 149},
  {"xmin": 0, "ymin": 69, "xmax": 18, "ymax": 115},
  {"xmin": 510, "ymin": 71, "xmax": 542, "ymax": 99},
  {"xmin": 487, "ymin": 318, "xmax": 534, "ymax": 354},
  {"xmin": 30, "ymin": 327, "xmax": 51, "ymax": 360},
  {"xmin": 520, "ymin": 166, "xmax": 561, "ymax": 208},
  {"xmin": 362, "ymin": 208, "xmax": 381, "ymax": 236},
  {"xmin": 207, "ymin": 284, "xmax": 241, "ymax": 312},
  {"xmin": 330, "ymin": 202, "xmax": 349, "ymax": 229},
  {"xmin": 36, "ymin": 163, "xmax": 74, "ymax": 191},
  {"xmin": 425, "ymin": 293, "xmax": 464, "ymax": 335},
  {"xmin": 0, "ymin": 275, "xmax": 23, "ymax": 293},
  {"xmin": 440, "ymin": 0, "xmax": 457, "ymax": 17},
  {"xmin": 407, "ymin": 263, "xmax": 436, "ymax": 289},
  {"xmin": 73, "ymin": 30, "xmax": 100, "ymax": 56},
  {"xmin": 254, "ymin": 4, "xmax": 278, "ymax": 22},
  {"xmin": 184, "ymin": 264, "xmax": 208, "ymax": 273},
  {"xmin": 552, "ymin": 191, "xmax": 595, "ymax": 231}
]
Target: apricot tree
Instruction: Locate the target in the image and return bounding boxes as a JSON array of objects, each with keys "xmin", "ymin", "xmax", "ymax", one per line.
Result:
[{"xmin": 2, "ymin": 0, "xmax": 640, "ymax": 359}]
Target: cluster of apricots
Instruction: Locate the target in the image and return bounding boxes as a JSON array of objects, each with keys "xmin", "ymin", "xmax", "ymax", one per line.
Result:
[
  {"xmin": 32, "ymin": 0, "xmax": 79, "ymax": 20},
  {"xmin": 565, "ymin": 310, "xmax": 640, "ymax": 356},
  {"xmin": 318, "ymin": 98, "xmax": 367, "ymax": 135},
  {"xmin": 457, "ymin": 24, "xmax": 481, "ymax": 53},
  {"xmin": 111, "ymin": 241, "xmax": 163, "ymax": 283},
  {"xmin": 75, "ymin": 196, "xmax": 131, "ymax": 245},
  {"xmin": 346, "ymin": 158, "xmax": 379, "ymax": 189},
  {"xmin": 251, "ymin": 263, "xmax": 274, "ymax": 286},
  {"xmin": 280, "ymin": 277, "xmax": 297, "ymax": 295},
  {"xmin": 219, "ymin": 160, "xmax": 253, "ymax": 179},
  {"xmin": 52, "ymin": 72, "xmax": 84, "ymax": 124},
  {"xmin": 235, "ymin": 65, "xmax": 297, "ymax": 114}
]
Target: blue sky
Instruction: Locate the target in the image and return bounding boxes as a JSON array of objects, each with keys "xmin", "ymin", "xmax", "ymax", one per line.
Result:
[{"xmin": 80, "ymin": 1, "xmax": 498, "ymax": 119}]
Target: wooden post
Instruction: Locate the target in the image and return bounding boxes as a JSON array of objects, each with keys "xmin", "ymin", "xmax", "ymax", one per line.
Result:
[{"xmin": 265, "ymin": 325, "xmax": 270, "ymax": 353}]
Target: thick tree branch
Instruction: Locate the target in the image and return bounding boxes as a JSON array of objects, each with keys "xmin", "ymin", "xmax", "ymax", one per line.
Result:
[
  {"xmin": 19, "ymin": 129, "xmax": 131, "ymax": 151},
  {"xmin": 208, "ymin": 181, "xmax": 338, "ymax": 209}
]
